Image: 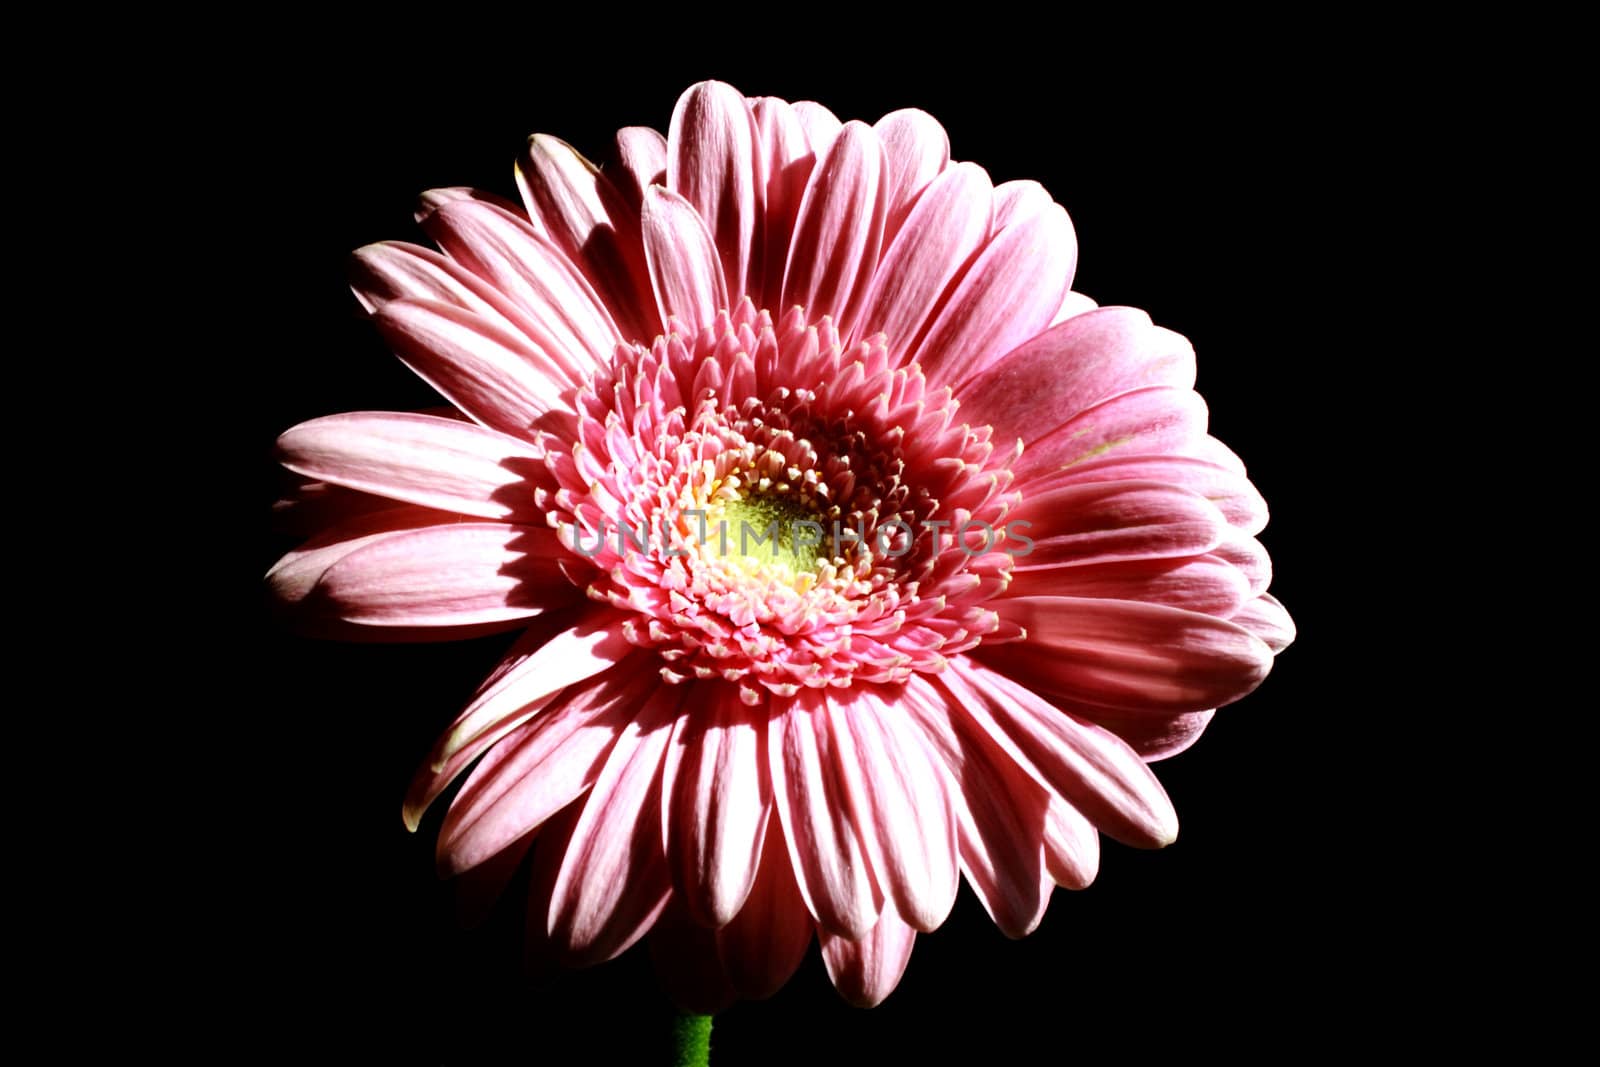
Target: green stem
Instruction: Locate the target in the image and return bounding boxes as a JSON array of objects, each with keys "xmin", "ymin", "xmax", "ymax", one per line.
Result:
[{"xmin": 669, "ymin": 1011, "xmax": 713, "ymax": 1067}]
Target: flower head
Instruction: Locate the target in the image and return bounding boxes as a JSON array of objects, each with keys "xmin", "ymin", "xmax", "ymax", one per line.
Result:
[{"xmin": 269, "ymin": 80, "xmax": 1293, "ymax": 1009}]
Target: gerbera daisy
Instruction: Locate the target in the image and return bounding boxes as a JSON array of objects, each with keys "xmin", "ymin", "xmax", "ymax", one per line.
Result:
[{"xmin": 267, "ymin": 80, "xmax": 1293, "ymax": 1011}]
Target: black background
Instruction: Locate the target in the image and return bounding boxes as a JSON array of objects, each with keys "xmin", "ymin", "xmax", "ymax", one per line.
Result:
[{"xmin": 234, "ymin": 35, "xmax": 1397, "ymax": 1064}]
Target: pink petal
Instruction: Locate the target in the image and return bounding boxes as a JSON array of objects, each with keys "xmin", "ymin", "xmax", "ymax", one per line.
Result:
[
  {"xmin": 421, "ymin": 198, "xmax": 620, "ymax": 380},
  {"xmin": 414, "ymin": 185, "xmax": 525, "ymax": 227},
  {"xmin": 943, "ymin": 660, "xmax": 1180, "ymax": 848},
  {"xmin": 1231, "ymin": 592, "xmax": 1296, "ymax": 653},
  {"xmin": 716, "ymin": 816, "xmax": 814, "ymax": 1000},
  {"xmin": 1043, "ymin": 798, "xmax": 1099, "ymax": 889},
  {"xmin": 953, "ymin": 307, "xmax": 1197, "ymax": 434},
  {"xmin": 1006, "ymin": 555, "xmax": 1252, "ymax": 618},
  {"xmin": 349, "ymin": 241, "xmax": 527, "ymax": 337},
  {"xmin": 453, "ymin": 829, "xmax": 535, "ymax": 928},
  {"xmin": 515, "ymin": 134, "xmax": 658, "ymax": 343},
  {"xmin": 749, "ymin": 97, "xmax": 815, "ymax": 309},
  {"xmin": 901, "ymin": 677, "xmax": 1053, "ymax": 938},
  {"xmin": 827, "ymin": 689, "xmax": 958, "ymax": 933},
  {"xmin": 780, "ymin": 121, "xmax": 888, "ymax": 327},
  {"xmin": 819, "ymin": 903, "xmax": 917, "ymax": 1008},
  {"xmin": 911, "ymin": 204, "xmax": 1076, "ymax": 387},
  {"xmin": 1006, "ymin": 481, "xmax": 1228, "ymax": 571},
  {"xmin": 315, "ymin": 523, "xmax": 571, "ymax": 627},
  {"xmin": 1020, "ymin": 453, "xmax": 1268, "ymax": 536},
  {"xmin": 992, "ymin": 179, "xmax": 1055, "ymax": 229},
  {"xmin": 768, "ymin": 689, "xmax": 882, "ymax": 940},
  {"xmin": 372, "ymin": 299, "xmax": 568, "ymax": 439},
  {"xmin": 610, "ymin": 127, "xmax": 668, "ymax": 207},
  {"xmin": 402, "ymin": 604, "xmax": 634, "ymax": 830},
  {"xmin": 853, "ymin": 162, "xmax": 993, "ymax": 360},
  {"xmin": 668, "ymin": 81, "xmax": 759, "ymax": 301},
  {"xmin": 641, "ymin": 185, "xmax": 729, "ymax": 330},
  {"xmin": 661, "ymin": 684, "xmax": 771, "ymax": 927},
  {"xmin": 873, "ymin": 108, "xmax": 950, "ymax": 243},
  {"xmin": 1213, "ymin": 529, "xmax": 1273, "ymax": 596},
  {"xmin": 546, "ymin": 687, "xmax": 681, "ymax": 965},
  {"xmin": 275, "ymin": 411, "xmax": 548, "ymax": 522},
  {"xmin": 791, "ymin": 101, "xmax": 843, "ymax": 151},
  {"xmin": 1011, "ymin": 385, "xmax": 1209, "ymax": 483},
  {"xmin": 437, "ymin": 655, "xmax": 657, "ymax": 873},
  {"xmin": 983, "ymin": 595, "xmax": 1273, "ymax": 714},
  {"xmin": 267, "ymin": 505, "xmax": 455, "ymax": 609}
]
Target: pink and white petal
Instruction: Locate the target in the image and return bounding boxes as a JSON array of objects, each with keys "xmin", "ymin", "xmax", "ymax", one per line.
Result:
[
  {"xmin": 873, "ymin": 108, "xmax": 950, "ymax": 242},
  {"xmin": 661, "ymin": 684, "xmax": 771, "ymax": 928},
  {"xmin": 415, "ymin": 185, "xmax": 525, "ymax": 227},
  {"xmin": 750, "ymin": 97, "xmax": 815, "ymax": 309},
  {"xmin": 641, "ymin": 186, "xmax": 729, "ymax": 331},
  {"xmin": 315, "ymin": 523, "xmax": 571, "ymax": 627},
  {"xmin": 942, "ymin": 660, "xmax": 1180, "ymax": 848},
  {"xmin": 991, "ymin": 179, "xmax": 1055, "ymax": 229},
  {"xmin": 266, "ymin": 504, "xmax": 457, "ymax": 608},
  {"xmin": 403, "ymin": 604, "xmax": 635, "ymax": 829},
  {"xmin": 515, "ymin": 134, "xmax": 658, "ymax": 343},
  {"xmin": 1052, "ymin": 290, "xmax": 1101, "ymax": 325},
  {"xmin": 982, "ymin": 596, "xmax": 1273, "ymax": 714},
  {"xmin": 276, "ymin": 411, "xmax": 548, "ymax": 522},
  {"xmin": 421, "ymin": 198, "xmax": 621, "ymax": 380},
  {"xmin": 820, "ymin": 903, "xmax": 918, "ymax": 1009},
  {"xmin": 953, "ymin": 307, "xmax": 1197, "ymax": 435},
  {"xmin": 648, "ymin": 908, "xmax": 736, "ymax": 1014},
  {"xmin": 437, "ymin": 654, "xmax": 658, "ymax": 873},
  {"xmin": 1043, "ymin": 798, "xmax": 1099, "ymax": 889},
  {"xmin": 668, "ymin": 81, "xmax": 759, "ymax": 300},
  {"xmin": 900, "ymin": 677, "xmax": 1053, "ymax": 938},
  {"xmin": 828, "ymin": 689, "xmax": 958, "ymax": 933},
  {"xmin": 373, "ymin": 299, "xmax": 568, "ymax": 438},
  {"xmin": 1006, "ymin": 481, "xmax": 1229, "ymax": 571},
  {"xmin": 1213, "ymin": 529, "xmax": 1273, "ymax": 597},
  {"xmin": 611, "ymin": 127, "xmax": 668, "ymax": 207},
  {"xmin": 1088, "ymin": 708, "xmax": 1218, "ymax": 761},
  {"xmin": 911, "ymin": 205, "xmax": 1076, "ymax": 387},
  {"xmin": 546, "ymin": 687, "xmax": 682, "ymax": 966},
  {"xmin": 717, "ymin": 816, "xmax": 814, "ymax": 1000},
  {"xmin": 1012, "ymin": 386, "xmax": 1210, "ymax": 483},
  {"xmin": 1022, "ymin": 453, "xmax": 1268, "ymax": 535},
  {"xmin": 1006, "ymin": 555, "xmax": 1252, "ymax": 618},
  {"xmin": 1230, "ymin": 592, "xmax": 1296, "ymax": 653},
  {"xmin": 768, "ymin": 689, "xmax": 883, "ymax": 940},
  {"xmin": 853, "ymin": 162, "xmax": 993, "ymax": 359},
  {"xmin": 781, "ymin": 121, "xmax": 888, "ymax": 328},
  {"xmin": 791, "ymin": 100, "xmax": 844, "ymax": 152},
  {"xmin": 350, "ymin": 242, "xmax": 527, "ymax": 338}
]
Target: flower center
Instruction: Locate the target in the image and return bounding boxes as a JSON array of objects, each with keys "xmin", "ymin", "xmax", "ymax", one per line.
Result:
[{"xmin": 541, "ymin": 300, "xmax": 1021, "ymax": 703}]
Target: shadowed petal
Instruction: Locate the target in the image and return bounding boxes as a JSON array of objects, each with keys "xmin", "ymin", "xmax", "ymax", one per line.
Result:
[
  {"xmin": 1231, "ymin": 592, "xmax": 1296, "ymax": 653},
  {"xmin": 716, "ymin": 817, "xmax": 814, "ymax": 999},
  {"xmin": 873, "ymin": 108, "xmax": 949, "ymax": 243},
  {"xmin": 515, "ymin": 134, "xmax": 658, "ymax": 343}
]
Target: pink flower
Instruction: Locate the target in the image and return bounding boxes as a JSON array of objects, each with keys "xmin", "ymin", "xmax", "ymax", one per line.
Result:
[{"xmin": 268, "ymin": 80, "xmax": 1293, "ymax": 1009}]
